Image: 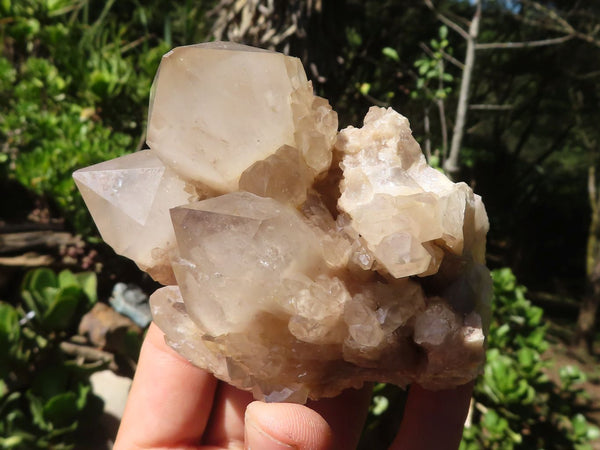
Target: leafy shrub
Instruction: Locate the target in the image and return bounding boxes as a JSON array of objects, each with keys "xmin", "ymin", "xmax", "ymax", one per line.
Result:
[
  {"xmin": 461, "ymin": 268, "xmax": 599, "ymax": 449},
  {"xmin": 0, "ymin": 268, "xmax": 103, "ymax": 449},
  {"xmin": 0, "ymin": 1, "xmax": 202, "ymax": 235}
]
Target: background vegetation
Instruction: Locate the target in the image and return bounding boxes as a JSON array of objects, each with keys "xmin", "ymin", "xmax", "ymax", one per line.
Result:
[{"xmin": 1, "ymin": 0, "xmax": 600, "ymax": 448}]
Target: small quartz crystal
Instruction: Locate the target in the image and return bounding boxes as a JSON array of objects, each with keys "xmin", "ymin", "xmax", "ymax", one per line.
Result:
[{"xmin": 74, "ymin": 42, "xmax": 492, "ymax": 402}]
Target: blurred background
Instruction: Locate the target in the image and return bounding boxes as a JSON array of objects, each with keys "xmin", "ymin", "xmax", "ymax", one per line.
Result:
[{"xmin": 1, "ymin": 0, "xmax": 599, "ymax": 448}]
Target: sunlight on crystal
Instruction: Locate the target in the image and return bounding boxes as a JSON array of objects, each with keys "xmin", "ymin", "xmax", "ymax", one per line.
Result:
[{"xmin": 74, "ymin": 42, "xmax": 491, "ymax": 403}]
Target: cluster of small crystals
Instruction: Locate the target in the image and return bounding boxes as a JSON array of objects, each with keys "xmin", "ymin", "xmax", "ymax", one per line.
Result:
[{"xmin": 73, "ymin": 42, "xmax": 492, "ymax": 403}]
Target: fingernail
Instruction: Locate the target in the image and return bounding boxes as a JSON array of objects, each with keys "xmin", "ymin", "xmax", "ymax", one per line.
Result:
[{"xmin": 245, "ymin": 416, "xmax": 296, "ymax": 450}]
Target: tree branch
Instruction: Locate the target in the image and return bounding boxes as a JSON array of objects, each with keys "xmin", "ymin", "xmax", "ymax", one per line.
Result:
[
  {"xmin": 475, "ymin": 34, "xmax": 575, "ymax": 50},
  {"xmin": 469, "ymin": 104, "xmax": 513, "ymax": 111},
  {"xmin": 423, "ymin": 0, "xmax": 470, "ymax": 40},
  {"xmin": 419, "ymin": 41, "xmax": 464, "ymax": 69},
  {"xmin": 590, "ymin": 166, "xmax": 598, "ymax": 216},
  {"xmin": 444, "ymin": 0, "xmax": 481, "ymax": 177},
  {"xmin": 440, "ymin": 48, "xmax": 464, "ymax": 70}
]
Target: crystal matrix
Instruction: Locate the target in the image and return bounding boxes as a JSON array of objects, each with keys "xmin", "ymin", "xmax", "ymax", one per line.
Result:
[{"xmin": 74, "ymin": 42, "xmax": 491, "ymax": 403}]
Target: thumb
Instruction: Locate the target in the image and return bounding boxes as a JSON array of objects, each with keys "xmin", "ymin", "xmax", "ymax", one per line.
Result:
[{"xmin": 244, "ymin": 401, "xmax": 333, "ymax": 450}]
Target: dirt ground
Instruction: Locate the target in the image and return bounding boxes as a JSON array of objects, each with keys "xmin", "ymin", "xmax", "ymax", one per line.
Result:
[{"xmin": 543, "ymin": 335, "xmax": 600, "ymax": 449}]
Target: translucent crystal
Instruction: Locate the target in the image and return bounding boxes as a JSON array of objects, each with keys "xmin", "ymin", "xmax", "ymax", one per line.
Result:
[
  {"xmin": 238, "ymin": 145, "xmax": 314, "ymax": 207},
  {"xmin": 73, "ymin": 150, "xmax": 193, "ymax": 284},
  {"xmin": 147, "ymin": 42, "xmax": 336, "ymax": 193},
  {"xmin": 169, "ymin": 191, "xmax": 330, "ymax": 336},
  {"xmin": 336, "ymin": 107, "xmax": 489, "ymax": 278},
  {"xmin": 74, "ymin": 44, "xmax": 492, "ymax": 403}
]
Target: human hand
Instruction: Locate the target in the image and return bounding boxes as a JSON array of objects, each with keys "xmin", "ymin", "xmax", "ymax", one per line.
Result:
[{"xmin": 114, "ymin": 323, "xmax": 473, "ymax": 450}]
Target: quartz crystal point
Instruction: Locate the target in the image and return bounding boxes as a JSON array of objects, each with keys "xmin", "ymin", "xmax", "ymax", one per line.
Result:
[
  {"xmin": 73, "ymin": 151, "xmax": 194, "ymax": 284},
  {"xmin": 73, "ymin": 42, "xmax": 492, "ymax": 403},
  {"xmin": 147, "ymin": 42, "xmax": 337, "ymax": 193}
]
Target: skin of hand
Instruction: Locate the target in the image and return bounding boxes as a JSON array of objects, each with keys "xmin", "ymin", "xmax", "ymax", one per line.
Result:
[{"xmin": 114, "ymin": 323, "xmax": 473, "ymax": 450}]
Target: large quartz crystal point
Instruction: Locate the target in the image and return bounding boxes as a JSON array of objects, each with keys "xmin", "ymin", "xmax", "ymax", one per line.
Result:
[
  {"xmin": 169, "ymin": 191, "xmax": 332, "ymax": 336},
  {"xmin": 73, "ymin": 150, "xmax": 193, "ymax": 284},
  {"xmin": 147, "ymin": 42, "xmax": 337, "ymax": 193},
  {"xmin": 336, "ymin": 107, "xmax": 489, "ymax": 279}
]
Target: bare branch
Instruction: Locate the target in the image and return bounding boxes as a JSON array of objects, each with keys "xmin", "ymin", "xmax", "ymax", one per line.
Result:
[
  {"xmin": 423, "ymin": 106, "xmax": 432, "ymax": 161},
  {"xmin": 444, "ymin": 0, "xmax": 481, "ymax": 177},
  {"xmin": 590, "ymin": 166, "xmax": 598, "ymax": 215},
  {"xmin": 524, "ymin": 0, "xmax": 575, "ymax": 33},
  {"xmin": 423, "ymin": 0, "xmax": 470, "ymax": 40},
  {"xmin": 60, "ymin": 341, "xmax": 118, "ymax": 371},
  {"xmin": 441, "ymin": 48, "xmax": 464, "ymax": 70},
  {"xmin": 419, "ymin": 41, "xmax": 464, "ymax": 69},
  {"xmin": 437, "ymin": 98, "xmax": 448, "ymax": 159},
  {"xmin": 469, "ymin": 104, "xmax": 513, "ymax": 111},
  {"xmin": 573, "ymin": 30, "xmax": 600, "ymax": 49},
  {"xmin": 476, "ymin": 34, "xmax": 575, "ymax": 50},
  {"xmin": 418, "ymin": 41, "xmax": 435, "ymax": 58}
]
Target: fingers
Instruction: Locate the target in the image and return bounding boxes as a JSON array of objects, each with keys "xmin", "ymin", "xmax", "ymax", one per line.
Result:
[
  {"xmin": 306, "ymin": 385, "xmax": 372, "ymax": 449},
  {"xmin": 114, "ymin": 323, "xmax": 218, "ymax": 450},
  {"xmin": 244, "ymin": 386, "xmax": 372, "ymax": 450},
  {"xmin": 201, "ymin": 382, "xmax": 254, "ymax": 448},
  {"xmin": 245, "ymin": 401, "xmax": 332, "ymax": 450},
  {"xmin": 390, "ymin": 381, "xmax": 474, "ymax": 450}
]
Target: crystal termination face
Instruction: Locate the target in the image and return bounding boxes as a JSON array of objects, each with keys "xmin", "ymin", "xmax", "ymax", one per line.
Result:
[{"xmin": 73, "ymin": 42, "xmax": 492, "ymax": 403}]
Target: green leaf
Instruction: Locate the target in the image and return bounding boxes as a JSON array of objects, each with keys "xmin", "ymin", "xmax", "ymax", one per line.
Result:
[
  {"xmin": 21, "ymin": 268, "xmax": 58, "ymax": 315},
  {"xmin": 27, "ymin": 391, "xmax": 51, "ymax": 431},
  {"xmin": 75, "ymin": 384, "xmax": 90, "ymax": 411},
  {"xmin": 42, "ymin": 286, "xmax": 83, "ymax": 330},
  {"xmin": 43, "ymin": 392, "xmax": 78, "ymax": 427},
  {"xmin": 31, "ymin": 366, "xmax": 69, "ymax": 400},
  {"xmin": 23, "ymin": 268, "xmax": 57, "ymax": 294},
  {"xmin": 382, "ymin": 47, "xmax": 399, "ymax": 62},
  {"xmin": 0, "ymin": 303, "xmax": 20, "ymax": 345},
  {"xmin": 439, "ymin": 25, "xmax": 448, "ymax": 40},
  {"xmin": 346, "ymin": 27, "xmax": 362, "ymax": 47},
  {"xmin": 371, "ymin": 395, "xmax": 389, "ymax": 415},
  {"xmin": 0, "ymin": 0, "xmax": 10, "ymax": 15},
  {"xmin": 74, "ymin": 271, "xmax": 97, "ymax": 304},
  {"xmin": 58, "ymin": 270, "xmax": 79, "ymax": 288},
  {"xmin": 0, "ymin": 435, "xmax": 23, "ymax": 448},
  {"xmin": 359, "ymin": 82, "xmax": 371, "ymax": 96},
  {"xmin": 587, "ymin": 425, "xmax": 600, "ymax": 441}
]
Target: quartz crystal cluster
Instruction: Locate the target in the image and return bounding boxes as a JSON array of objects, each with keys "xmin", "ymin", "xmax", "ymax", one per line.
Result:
[{"xmin": 73, "ymin": 42, "xmax": 492, "ymax": 403}]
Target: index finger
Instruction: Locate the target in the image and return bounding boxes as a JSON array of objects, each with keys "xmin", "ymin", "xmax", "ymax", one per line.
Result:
[
  {"xmin": 114, "ymin": 323, "xmax": 218, "ymax": 450},
  {"xmin": 390, "ymin": 381, "xmax": 473, "ymax": 450}
]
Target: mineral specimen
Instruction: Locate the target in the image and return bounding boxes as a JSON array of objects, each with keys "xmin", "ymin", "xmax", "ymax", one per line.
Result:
[{"xmin": 73, "ymin": 42, "xmax": 492, "ymax": 403}]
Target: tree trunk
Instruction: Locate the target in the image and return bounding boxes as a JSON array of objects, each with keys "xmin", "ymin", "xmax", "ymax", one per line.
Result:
[
  {"xmin": 443, "ymin": 0, "xmax": 481, "ymax": 179},
  {"xmin": 423, "ymin": 106, "xmax": 432, "ymax": 161},
  {"xmin": 575, "ymin": 289, "xmax": 600, "ymax": 353},
  {"xmin": 575, "ymin": 166, "xmax": 600, "ymax": 352}
]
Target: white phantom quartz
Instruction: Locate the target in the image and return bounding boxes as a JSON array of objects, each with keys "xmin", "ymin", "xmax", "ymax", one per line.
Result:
[{"xmin": 74, "ymin": 42, "xmax": 492, "ymax": 402}]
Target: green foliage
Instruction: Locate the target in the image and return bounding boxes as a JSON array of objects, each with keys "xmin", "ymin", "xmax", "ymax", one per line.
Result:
[
  {"xmin": 461, "ymin": 268, "xmax": 599, "ymax": 449},
  {"xmin": 0, "ymin": 268, "xmax": 102, "ymax": 449},
  {"xmin": 0, "ymin": 0, "xmax": 212, "ymax": 235},
  {"xmin": 412, "ymin": 26, "xmax": 453, "ymax": 101}
]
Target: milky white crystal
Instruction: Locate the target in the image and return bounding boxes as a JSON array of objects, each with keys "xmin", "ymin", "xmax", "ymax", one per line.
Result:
[
  {"xmin": 73, "ymin": 150, "xmax": 193, "ymax": 284},
  {"xmin": 336, "ymin": 106, "xmax": 488, "ymax": 278},
  {"xmin": 147, "ymin": 42, "xmax": 336, "ymax": 193},
  {"xmin": 74, "ymin": 42, "xmax": 491, "ymax": 403}
]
